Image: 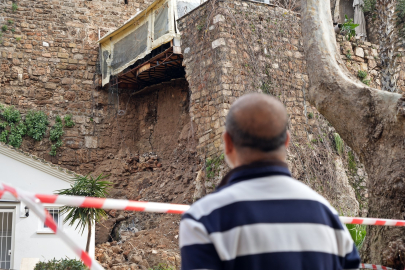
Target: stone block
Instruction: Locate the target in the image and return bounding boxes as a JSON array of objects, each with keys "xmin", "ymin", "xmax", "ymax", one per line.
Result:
[
  {"xmin": 212, "ymin": 38, "xmax": 225, "ymax": 49},
  {"xmin": 368, "ymin": 59, "xmax": 377, "ymax": 69},
  {"xmin": 68, "ymin": 43, "xmax": 76, "ymax": 48},
  {"xmin": 371, "ymin": 48, "xmax": 378, "ymax": 57},
  {"xmin": 400, "ymin": 70, "xmax": 405, "ymax": 80},
  {"xmin": 45, "ymin": 82, "xmax": 57, "ymax": 89},
  {"xmin": 58, "ymin": 52, "xmax": 69, "ymax": 59},
  {"xmin": 61, "ymin": 78, "xmax": 74, "ymax": 85},
  {"xmin": 354, "ymin": 47, "xmax": 364, "ymax": 58},
  {"xmin": 85, "ymin": 136, "xmax": 98, "ymax": 148},
  {"xmin": 213, "ymin": 14, "xmax": 225, "ymax": 24},
  {"xmin": 73, "ymin": 54, "xmax": 83, "ymax": 60}
]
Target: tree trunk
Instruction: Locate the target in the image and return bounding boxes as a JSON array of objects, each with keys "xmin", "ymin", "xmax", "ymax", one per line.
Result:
[
  {"xmin": 86, "ymin": 222, "xmax": 92, "ymax": 254},
  {"xmin": 376, "ymin": 0, "xmax": 400, "ymax": 93},
  {"xmin": 300, "ymin": 0, "xmax": 405, "ymax": 268}
]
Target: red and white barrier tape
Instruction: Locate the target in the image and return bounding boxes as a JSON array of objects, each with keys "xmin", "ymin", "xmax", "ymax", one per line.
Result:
[
  {"xmin": 32, "ymin": 193, "xmax": 190, "ymax": 214},
  {"xmin": 22, "ymin": 191, "xmax": 405, "ymax": 227},
  {"xmin": 0, "ymin": 183, "xmax": 103, "ymax": 270},
  {"xmin": 361, "ymin": 263, "xmax": 395, "ymax": 270},
  {"xmin": 340, "ymin": 216, "xmax": 405, "ymax": 227},
  {"xmin": 0, "ymin": 182, "xmax": 401, "ymax": 270}
]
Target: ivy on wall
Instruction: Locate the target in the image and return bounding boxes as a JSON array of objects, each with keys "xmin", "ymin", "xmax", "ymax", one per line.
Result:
[{"xmin": 0, "ymin": 105, "xmax": 75, "ymax": 156}]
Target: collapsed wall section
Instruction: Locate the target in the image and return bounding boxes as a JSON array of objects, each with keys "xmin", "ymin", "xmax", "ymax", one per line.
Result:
[{"xmin": 178, "ymin": 0, "xmax": 366, "ymax": 215}]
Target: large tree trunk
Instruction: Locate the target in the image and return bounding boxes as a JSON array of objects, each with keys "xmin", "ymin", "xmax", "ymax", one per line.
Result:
[
  {"xmin": 377, "ymin": 0, "xmax": 400, "ymax": 93},
  {"xmin": 301, "ymin": 0, "xmax": 405, "ymax": 268}
]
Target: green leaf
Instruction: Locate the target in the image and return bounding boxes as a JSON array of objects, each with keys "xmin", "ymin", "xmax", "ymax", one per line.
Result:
[{"xmin": 56, "ymin": 174, "xmax": 112, "ymax": 235}]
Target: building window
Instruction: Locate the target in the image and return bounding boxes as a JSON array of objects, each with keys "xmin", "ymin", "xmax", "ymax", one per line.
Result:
[
  {"xmin": 124, "ymin": 0, "xmax": 128, "ymax": 4},
  {"xmin": 37, "ymin": 207, "xmax": 61, "ymax": 233}
]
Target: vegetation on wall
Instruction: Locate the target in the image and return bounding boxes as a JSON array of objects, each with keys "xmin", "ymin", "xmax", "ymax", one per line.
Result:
[
  {"xmin": 341, "ymin": 15, "xmax": 359, "ymax": 41},
  {"xmin": 358, "ymin": 70, "xmax": 371, "ymax": 85},
  {"xmin": 11, "ymin": 2, "xmax": 18, "ymax": 13},
  {"xmin": 0, "ymin": 105, "xmax": 75, "ymax": 155},
  {"xmin": 49, "ymin": 116, "xmax": 64, "ymax": 156},
  {"xmin": 25, "ymin": 110, "xmax": 49, "ymax": 141},
  {"xmin": 363, "ymin": 0, "xmax": 376, "ymax": 13},
  {"xmin": 396, "ymin": 0, "xmax": 405, "ymax": 37},
  {"xmin": 333, "ymin": 133, "xmax": 344, "ymax": 156},
  {"xmin": 206, "ymin": 154, "xmax": 225, "ymax": 179}
]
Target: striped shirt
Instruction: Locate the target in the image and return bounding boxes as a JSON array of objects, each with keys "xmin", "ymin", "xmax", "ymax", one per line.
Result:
[{"xmin": 179, "ymin": 161, "xmax": 360, "ymax": 270}]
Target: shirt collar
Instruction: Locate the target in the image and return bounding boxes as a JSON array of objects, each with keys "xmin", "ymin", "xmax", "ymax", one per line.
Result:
[{"xmin": 217, "ymin": 160, "xmax": 291, "ymax": 190}]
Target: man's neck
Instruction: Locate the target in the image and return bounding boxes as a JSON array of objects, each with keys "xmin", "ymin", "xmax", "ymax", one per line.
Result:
[{"xmin": 235, "ymin": 150, "xmax": 287, "ymax": 167}]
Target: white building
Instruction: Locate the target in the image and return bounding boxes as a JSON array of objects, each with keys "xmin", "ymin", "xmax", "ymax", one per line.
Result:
[{"xmin": 0, "ymin": 143, "xmax": 95, "ymax": 270}]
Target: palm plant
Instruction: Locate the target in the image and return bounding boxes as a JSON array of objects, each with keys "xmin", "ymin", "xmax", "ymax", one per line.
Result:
[{"xmin": 57, "ymin": 174, "xmax": 112, "ymax": 253}]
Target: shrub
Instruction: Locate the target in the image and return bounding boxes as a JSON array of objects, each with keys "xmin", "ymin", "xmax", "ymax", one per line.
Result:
[
  {"xmin": 49, "ymin": 116, "xmax": 64, "ymax": 156},
  {"xmin": 397, "ymin": 0, "xmax": 405, "ymax": 20},
  {"xmin": 357, "ymin": 71, "xmax": 370, "ymax": 85},
  {"xmin": 363, "ymin": 0, "xmax": 376, "ymax": 13},
  {"xmin": 1, "ymin": 25, "xmax": 7, "ymax": 32},
  {"xmin": 341, "ymin": 15, "xmax": 359, "ymax": 41},
  {"xmin": 358, "ymin": 70, "xmax": 368, "ymax": 80},
  {"xmin": 0, "ymin": 130, "xmax": 8, "ymax": 143},
  {"xmin": 8, "ymin": 122, "xmax": 27, "ymax": 148},
  {"xmin": 64, "ymin": 114, "xmax": 75, "ymax": 128},
  {"xmin": 25, "ymin": 110, "xmax": 49, "ymax": 141},
  {"xmin": 1, "ymin": 106, "xmax": 21, "ymax": 123},
  {"xmin": 11, "ymin": 2, "xmax": 18, "ymax": 13},
  {"xmin": 34, "ymin": 258, "xmax": 87, "ymax": 270},
  {"xmin": 0, "ymin": 122, "xmax": 7, "ymax": 130}
]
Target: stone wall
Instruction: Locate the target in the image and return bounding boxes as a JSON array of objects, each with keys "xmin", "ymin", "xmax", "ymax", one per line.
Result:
[
  {"xmin": 0, "ymin": 0, "xmax": 154, "ymax": 172},
  {"xmin": 338, "ymin": 33, "xmax": 405, "ymax": 94},
  {"xmin": 179, "ymin": 0, "xmax": 365, "ymax": 214}
]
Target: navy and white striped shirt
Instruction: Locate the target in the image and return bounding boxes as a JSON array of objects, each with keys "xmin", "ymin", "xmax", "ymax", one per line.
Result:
[{"xmin": 180, "ymin": 162, "xmax": 360, "ymax": 270}]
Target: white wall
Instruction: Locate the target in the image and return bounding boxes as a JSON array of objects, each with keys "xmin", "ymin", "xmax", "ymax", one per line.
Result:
[{"xmin": 0, "ymin": 152, "xmax": 95, "ymax": 270}]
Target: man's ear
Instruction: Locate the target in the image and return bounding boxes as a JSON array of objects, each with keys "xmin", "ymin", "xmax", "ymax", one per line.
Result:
[
  {"xmin": 223, "ymin": 132, "xmax": 234, "ymax": 155},
  {"xmin": 284, "ymin": 130, "xmax": 290, "ymax": 148}
]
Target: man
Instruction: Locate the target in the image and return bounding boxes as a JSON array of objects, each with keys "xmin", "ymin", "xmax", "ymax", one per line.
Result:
[{"xmin": 179, "ymin": 93, "xmax": 360, "ymax": 270}]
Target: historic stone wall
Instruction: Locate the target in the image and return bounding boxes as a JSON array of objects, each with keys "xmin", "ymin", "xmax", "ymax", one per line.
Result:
[
  {"xmin": 0, "ymin": 0, "xmax": 154, "ymax": 172},
  {"xmin": 178, "ymin": 0, "xmax": 365, "ymax": 214},
  {"xmin": 338, "ymin": 34, "xmax": 405, "ymax": 94}
]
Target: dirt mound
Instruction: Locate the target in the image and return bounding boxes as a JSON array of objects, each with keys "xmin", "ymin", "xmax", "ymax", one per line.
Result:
[{"xmin": 95, "ymin": 120, "xmax": 201, "ymax": 268}]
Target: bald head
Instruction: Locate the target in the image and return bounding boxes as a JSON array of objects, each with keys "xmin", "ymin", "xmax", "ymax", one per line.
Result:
[{"xmin": 225, "ymin": 93, "xmax": 288, "ymax": 152}]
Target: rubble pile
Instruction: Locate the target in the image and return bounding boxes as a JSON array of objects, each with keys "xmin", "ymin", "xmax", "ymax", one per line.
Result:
[{"xmin": 96, "ymin": 216, "xmax": 181, "ymax": 270}]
